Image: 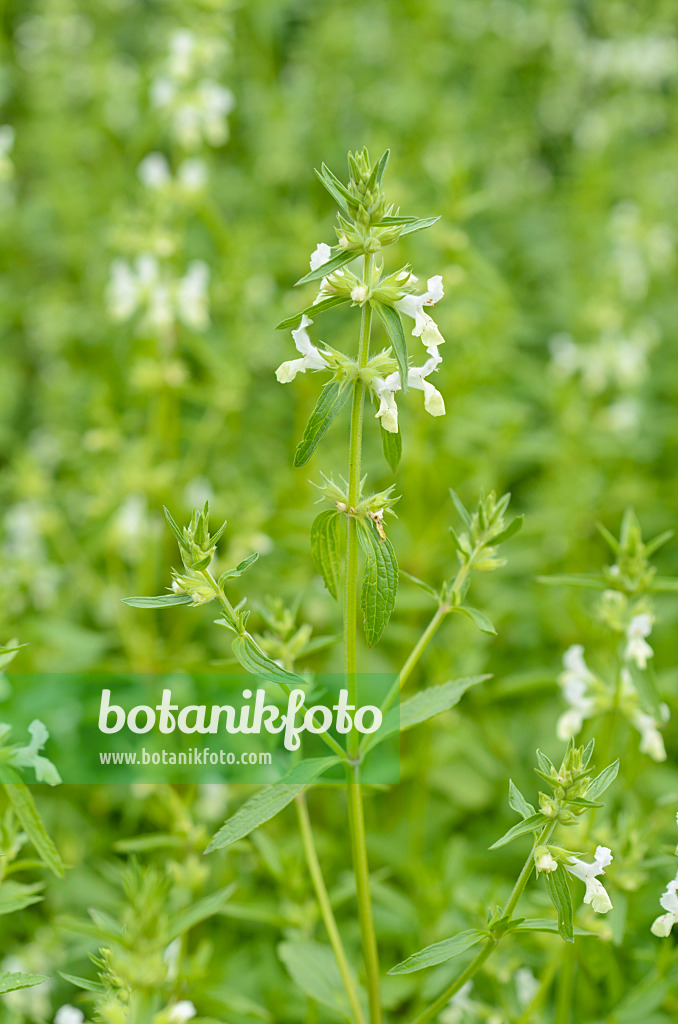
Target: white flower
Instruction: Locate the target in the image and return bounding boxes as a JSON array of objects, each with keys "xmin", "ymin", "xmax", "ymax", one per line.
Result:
[
  {"xmin": 395, "ymin": 275, "xmax": 445, "ymax": 355},
  {"xmin": 631, "ymin": 709, "xmax": 666, "ymax": 761},
  {"xmin": 310, "ymin": 243, "xmax": 332, "ymax": 270},
  {"xmin": 168, "ymin": 29, "xmax": 197, "ymax": 80},
  {"xmin": 372, "ymin": 351, "xmax": 445, "ymax": 434},
  {"xmin": 625, "ymin": 613, "xmax": 653, "ymax": 669},
  {"xmin": 168, "ymin": 1002, "xmax": 196, "ymax": 1023},
  {"xmin": 564, "ymin": 846, "xmax": 613, "ymax": 913},
  {"xmin": 651, "ymin": 877, "xmax": 678, "ymax": 937},
  {"xmin": 275, "ymin": 315, "xmax": 329, "ymax": 383},
  {"xmin": 351, "ymin": 284, "xmax": 369, "ymax": 304},
  {"xmin": 176, "ymin": 260, "xmax": 210, "ymax": 330},
  {"xmin": 556, "ymin": 644, "xmax": 596, "ymax": 739},
  {"xmin": 138, "ymin": 152, "xmax": 171, "ymax": 189},
  {"xmin": 54, "ymin": 1007, "xmax": 85, "ymax": 1024},
  {"xmin": 535, "ymin": 849, "xmax": 558, "ymax": 873}
]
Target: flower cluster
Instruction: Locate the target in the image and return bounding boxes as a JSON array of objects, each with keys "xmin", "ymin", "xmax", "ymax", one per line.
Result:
[
  {"xmin": 535, "ymin": 844, "xmax": 614, "ymax": 914},
  {"xmin": 107, "ymin": 255, "xmax": 210, "ymax": 337},
  {"xmin": 138, "ymin": 152, "xmax": 208, "ymax": 195},
  {"xmin": 274, "ymin": 149, "xmax": 448, "ymax": 443},
  {"xmin": 651, "ymin": 872, "xmax": 678, "ymax": 937},
  {"xmin": 151, "ymin": 29, "xmax": 235, "ymax": 149}
]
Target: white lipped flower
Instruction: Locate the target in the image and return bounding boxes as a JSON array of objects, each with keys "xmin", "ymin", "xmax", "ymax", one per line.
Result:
[
  {"xmin": 395, "ymin": 275, "xmax": 445, "ymax": 355},
  {"xmin": 54, "ymin": 1007, "xmax": 85, "ymax": 1024},
  {"xmin": 625, "ymin": 613, "xmax": 654, "ymax": 669},
  {"xmin": 309, "ymin": 242, "xmax": 332, "ymax": 270},
  {"xmin": 168, "ymin": 1002, "xmax": 196, "ymax": 1023},
  {"xmin": 176, "ymin": 260, "xmax": 210, "ymax": 330},
  {"xmin": 534, "ymin": 848, "xmax": 558, "ymax": 873},
  {"xmin": 564, "ymin": 846, "xmax": 613, "ymax": 913},
  {"xmin": 151, "ymin": 76, "xmax": 235, "ymax": 149},
  {"xmin": 372, "ymin": 350, "xmax": 445, "ymax": 434},
  {"xmin": 556, "ymin": 644, "xmax": 597, "ymax": 740},
  {"xmin": 651, "ymin": 875, "xmax": 678, "ymax": 937},
  {"xmin": 138, "ymin": 152, "xmax": 171, "ymax": 188},
  {"xmin": 275, "ymin": 315, "xmax": 329, "ymax": 383},
  {"xmin": 106, "ymin": 255, "xmax": 210, "ymax": 334},
  {"xmin": 630, "ymin": 709, "xmax": 667, "ymax": 762}
]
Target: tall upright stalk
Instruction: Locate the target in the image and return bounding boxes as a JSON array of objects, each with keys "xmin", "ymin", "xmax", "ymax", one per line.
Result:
[{"xmin": 343, "ymin": 253, "xmax": 382, "ymax": 1024}]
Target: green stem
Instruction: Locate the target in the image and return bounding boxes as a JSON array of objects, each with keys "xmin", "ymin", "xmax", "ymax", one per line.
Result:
[
  {"xmin": 377, "ymin": 603, "xmax": 449, "ymax": 721},
  {"xmin": 295, "ymin": 793, "xmax": 367, "ymax": 1024},
  {"xmin": 343, "ymin": 254, "xmax": 381, "ymax": 1024},
  {"xmin": 410, "ymin": 823, "xmax": 555, "ymax": 1024}
]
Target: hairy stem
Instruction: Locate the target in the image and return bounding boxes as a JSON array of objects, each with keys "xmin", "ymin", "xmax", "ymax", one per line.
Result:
[
  {"xmin": 343, "ymin": 254, "xmax": 381, "ymax": 1024},
  {"xmin": 411, "ymin": 823, "xmax": 555, "ymax": 1024},
  {"xmin": 295, "ymin": 793, "xmax": 367, "ymax": 1024}
]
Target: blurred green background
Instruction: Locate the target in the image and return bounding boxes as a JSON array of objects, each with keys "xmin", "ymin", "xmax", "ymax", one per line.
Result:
[{"xmin": 1, "ymin": 1, "xmax": 678, "ymax": 1020}]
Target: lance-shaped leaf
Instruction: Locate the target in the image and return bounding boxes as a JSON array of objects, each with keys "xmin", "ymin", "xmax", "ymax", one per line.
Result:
[
  {"xmin": 381, "ymin": 422, "xmax": 402, "ymax": 472},
  {"xmin": 231, "ymin": 635, "xmax": 305, "ymax": 690},
  {"xmin": 0, "ymin": 767, "xmax": 64, "ymax": 877},
  {"xmin": 0, "ymin": 972, "xmax": 49, "ymax": 995},
  {"xmin": 310, "ymin": 509, "xmax": 344, "ymax": 599},
  {"xmin": 544, "ymin": 869, "xmax": 574, "ymax": 942},
  {"xmin": 122, "ymin": 594, "xmax": 193, "ymax": 608},
  {"xmin": 388, "ymin": 929, "xmax": 487, "ymax": 975},
  {"xmin": 371, "ymin": 300, "xmax": 408, "ymax": 391},
  {"xmin": 357, "ymin": 520, "xmax": 398, "ymax": 647},
  {"xmin": 490, "ymin": 813, "xmax": 545, "ymax": 850},
  {"xmin": 315, "ymin": 162, "xmax": 352, "ymax": 212},
  {"xmin": 586, "ymin": 759, "xmax": 620, "ymax": 801},
  {"xmin": 455, "ymin": 604, "xmax": 496, "ymax": 636},
  {"xmin": 513, "ymin": 919, "xmax": 592, "ymax": 937},
  {"xmin": 218, "ymin": 552, "xmax": 259, "ymax": 587},
  {"xmin": 0, "ymin": 881, "xmax": 44, "ymax": 916},
  {"xmin": 368, "ymin": 675, "xmax": 489, "ymax": 752},
  {"xmin": 508, "ymin": 779, "xmax": 536, "ymax": 820},
  {"xmin": 206, "ymin": 758, "xmax": 339, "ymax": 852},
  {"xmin": 295, "ymin": 249, "xmax": 357, "ymax": 286},
  {"xmin": 294, "ymin": 381, "xmax": 352, "ymax": 468},
  {"xmin": 276, "ymin": 295, "xmax": 350, "ymax": 331}
]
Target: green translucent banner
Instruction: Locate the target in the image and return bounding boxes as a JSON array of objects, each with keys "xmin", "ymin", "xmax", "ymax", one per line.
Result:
[{"xmin": 0, "ymin": 673, "xmax": 400, "ymax": 784}]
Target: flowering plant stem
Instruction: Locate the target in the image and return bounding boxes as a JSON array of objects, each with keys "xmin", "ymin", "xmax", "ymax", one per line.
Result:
[
  {"xmin": 411, "ymin": 822, "xmax": 556, "ymax": 1024},
  {"xmin": 342, "ymin": 254, "xmax": 383, "ymax": 1024},
  {"xmin": 294, "ymin": 792, "xmax": 367, "ymax": 1024}
]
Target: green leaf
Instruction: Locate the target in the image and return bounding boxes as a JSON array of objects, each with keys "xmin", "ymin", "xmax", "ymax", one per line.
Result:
[
  {"xmin": 121, "ymin": 594, "xmax": 193, "ymax": 608},
  {"xmin": 492, "ymin": 515, "xmax": 524, "ymax": 545},
  {"xmin": 218, "ymin": 552, "xmax": 259, "ymax": 586},
  {"xmin": 371, "ymin": 300, "xmax": 409, "ymax": 390},
  {"xmin": 508, "ymin": 780, "xmax": 536, "ymax": 820},
  {"xmin": 544, "ymin": 868, "xmax": 574, "ymax": 942},
  {"xmin": 276, "ymin": 295, "xmax": 350, "ymax": 330},
  {"xmin": 59, "ymin": 972, "xmax": 106, "ymax": 993},
  {"xmin": 0, "ymin": 971, "xmax": 48, "ymax": 995},
  {"xmin": 206, "ymin": 758, "xmax": 339, "ymax": 852},
  {"xmin": 357, "ymin": 520, "xmax": 398, "ymax": 647},
  {"xmin": 315, "ymin": 163, "xmax": 352, "ymax": 212},
  {"xmin": 295, "ymin": 249, "xmax": 357, "ymax": 286},
  {"xmin": 586, "ymin": 759, "xmax": 620, "ymax": 801},
  {"xmin": 397, "ymin": 215, "xmax": 440, "ymax": 236},
  {"xmin": 294, "ymin": 380, "xmax": 352, "ymax": 467},
  {"xmin": 279, "ymin": 940, "xmax": 364, "ymax": 1021},
  {"xmin": 0, "ymin": 768, "xmax": 64, "ymax": 877},
  {"xmin": 399, "ymin": 570, "xmax": 439, "ymax": 600},
  {"xmin": 369, "ymin": 676, "xmax": 488, "ymax": 752},
  {"xmin": 490, "ymin": 813, "xmax": 545, "ymax": 850},
  {"xmin": 231, "ymin": 635, "xmax": 305, "ymax": 690},
  {"xmin": 373, "ymin": 148, "xmax": 390, "ymax": 186},
  {"xmin": 536, "ymin": 574, "xmax": 607, "ymax": 590},
  {"xmin": 388, "ymin": 929, "xmax": 487, "ymax": 975},
  {"xmin": 449, "ymin": 489, "xmax": 472, "ymax": 529},
  {"xmin": 310, "ymin": 510, "xmax": 344, "ymax": 599},
  {"xmin": 514, "ymin": 919, "xmax": 592, "ymax": 937},
  {"xmin": 381, "ymin": 422, "xmax": 402, "ymax": 472},
  {"xmin": 168, "ymin": 883, "xmax": 237, "ymax": 940},
  {"xmin": 0, "ymin": 881, "xmax": 44, "ymax": 916},
  {"xmin": 163, "ymin": 505, "xmax": 189, "ymax": 550},
  {"xmin": 455, "ymin": 604, "xmax": 496, "ymax": 635}
]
